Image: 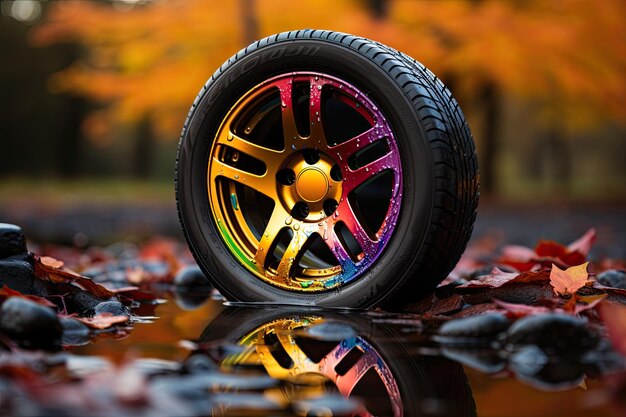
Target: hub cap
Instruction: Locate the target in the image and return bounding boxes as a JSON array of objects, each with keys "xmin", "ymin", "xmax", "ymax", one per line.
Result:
[{"xmin": 208, "ymin": 72, "xmax": 402, "ymax": 291}]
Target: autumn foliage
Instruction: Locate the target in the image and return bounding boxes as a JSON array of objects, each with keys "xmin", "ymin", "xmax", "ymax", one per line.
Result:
[{"xmin": 31, "ymin": 0, "xmax": 626, "ymax": 140}]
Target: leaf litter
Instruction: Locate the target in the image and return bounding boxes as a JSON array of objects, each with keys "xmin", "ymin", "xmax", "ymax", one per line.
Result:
[{"xmin": 0, "ymin": 227, "xmax": 624, "ymax": 414}]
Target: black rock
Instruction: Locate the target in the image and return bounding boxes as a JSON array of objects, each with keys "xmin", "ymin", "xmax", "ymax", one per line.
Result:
[
  {"xmin": 93, "ymin": 300, "xmax": 129, "ymax": 317},
  {"xmin": 174, "ymin": 265, "xmax": 210, "ymax": 288},
  {"xmin": 60, "ymin": 317, "xmax": 91, "ymax": 346},
  {"xmin": 0, "ymin": 224, "xmax": 27, "ymax": 259},
  {"xmin": 69, "ymin": 290, "xmax": 104, "ymax": 314},
  {"xmin": 437, "ymin": 313, "xmax": 511, "ymax": 343},
  {"xmin": 597, "ymin": 270, "xmax": 626, "ymax": 289},
  {"xmin": 505, "ymin": 314, "xmax": 598, "ymax": 354},
  {"xmin": 0, "ymin": 259, "xmax": 35, "ymax": 294},
  {"xmin": 0, "ymin": 297, "xmax": 62, "ymax": 347},
  {"xmin": 509, "ymin": 345, "xmax": 586, "ymax": 391},
  {"xmin": 173, "ymin": 292, "xmax": 211, "ymax": 311}
]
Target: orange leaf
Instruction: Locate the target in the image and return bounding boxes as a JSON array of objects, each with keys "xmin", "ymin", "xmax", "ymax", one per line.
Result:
[
  {"xmin": 34, "ymin": 255, "xmax": 115, "ymax": 299},
  {"xmin": 550, "ymin": 262, "xmax": 589, "ymax": 296},
  {"xmin": 40, "ymin": 256, "xmax": 64, "ymax": 269},
  {"xmin": 76, "ymin": 313, "xmax": 129, "ymax": 330}
]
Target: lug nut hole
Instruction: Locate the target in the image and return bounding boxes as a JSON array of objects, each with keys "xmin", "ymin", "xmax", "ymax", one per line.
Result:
[
  {"xmin": 303, "ymin": 149, "xmax": 321, "ymax": 165},
  {"xmin": 292, "ymin": 202, "xmax": 310, "ymax": 220},
  {"xmin": 277, "ymin": 168, "xmax": 296, "ymax": 185},
  {"xmin": 330, "ymin": 164, "xmax": 343, "ymax": 181},
  {"xmin": 323, "ymin": 199, "xmax": 339, "ymax": 216}
]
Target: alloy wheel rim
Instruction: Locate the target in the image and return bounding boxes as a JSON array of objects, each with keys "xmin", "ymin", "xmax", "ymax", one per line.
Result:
[{"xmin": 208, "ymin": 72, "xmax": 402, "ymax": 291}]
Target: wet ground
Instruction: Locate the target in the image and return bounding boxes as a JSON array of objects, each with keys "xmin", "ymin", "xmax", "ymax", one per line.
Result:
[
  {"xmin": 0, "ymin": 203, "xmax": 625, "ymax": 416},
  {"xmin": 61, "ymin": 294, "xmax": 622, "ymax": 417}
]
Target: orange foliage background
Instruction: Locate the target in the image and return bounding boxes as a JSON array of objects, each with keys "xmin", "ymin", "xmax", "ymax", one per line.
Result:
[{"xmin": 31, "ymin": 0, "xmax": 625, "ymax": 139}]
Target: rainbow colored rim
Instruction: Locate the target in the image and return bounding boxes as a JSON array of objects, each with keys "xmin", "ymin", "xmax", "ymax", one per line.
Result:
[
  {"xmin": 208, "ymin": 72, "xmax": 402, "ymax": 291},
  {"xmin": 221, "ymin": 316, "xmax": 403, "ymax": 416}
]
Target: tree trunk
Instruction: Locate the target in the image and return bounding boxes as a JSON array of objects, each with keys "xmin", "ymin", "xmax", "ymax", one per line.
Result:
[
  {"xmin": 240, "ymin": 0, "xmax": 259, "ymax": 45},
  {"xmin": 480, "ymin": 82, "xmax": 500, "ymax": 195},
  {"xmin": 133, "ymin": 115, "xmax": 154, "ymax": 179}
]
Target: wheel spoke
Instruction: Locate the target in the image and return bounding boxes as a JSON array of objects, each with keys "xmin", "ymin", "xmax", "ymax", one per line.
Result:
[
  {"xmin": 326, "ymin": 227, "xmax": 355, "ymax": 267},
  {"xmin": 276, "ymin": 228, "xmax": 309, "ymax": 279},
  {"xmin": 217, "ymin": 130, "xmax": 284, "ymax": 166},
  {"xmin": 209, "ymin": 156, "xmax": 276, "ymax": 199},
  {"xmin": 337, "ymin": 199, "xmax": 377, "ymax": 257},
  {"xmin": 308, "ymin": 75, "xmax": 328, "ymax": 144},
  {"xmin": 275, "ymin": 78, "xmax": 299, "ymax": 149},
  {"xmin": 335, "ymin": 349, "xmax": 378, "ymax": 396},
  {"xmin": 254, "ymin": 205, "xmax": 291, "ymax": 269},
  {"xmin": 343, "ymin": 151, "xmax": 396, "ymax": 195},
  {"xmin": 327, "ymin": 125, "xmax": 389, "ymax": 158},
  {"xmin": 319, "ymin": 339, "xmax": 375, "ymax": 396}
]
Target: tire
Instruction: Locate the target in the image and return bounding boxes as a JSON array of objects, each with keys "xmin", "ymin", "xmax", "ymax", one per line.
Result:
[
  {"xmin": 198, "ymin": 306, "xmax": 477, "ymax": 417},
  {"xmin": 176, "ymin": 29, "xmax": 479, "ymax": 309}
]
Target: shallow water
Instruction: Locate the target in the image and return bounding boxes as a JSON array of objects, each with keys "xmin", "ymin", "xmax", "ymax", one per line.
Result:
[{"xmin": 70, "ymin": 295, "xmax": 620, "ymax": 417}]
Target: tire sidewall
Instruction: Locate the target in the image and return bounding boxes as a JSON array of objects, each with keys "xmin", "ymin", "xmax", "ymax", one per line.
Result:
[{"xmin": 177, "ymin": 39, "xmax": 433, "ymax": 308}]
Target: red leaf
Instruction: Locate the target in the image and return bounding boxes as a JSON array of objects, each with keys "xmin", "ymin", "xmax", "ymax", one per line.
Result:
[
  {"xmin": 567, "ymin": 228, "xmax": 597, "ymax": 257},
  {"xmin": 599, "ymin": 303, "xmax": 626, "ymax": 356},
  {"xmin": 429, "ymin": 294, "xmax": 464, "ymax": 315},
  {"xmin": 0, "ymin": 285, "xmax": 57, "ymax": 308},
  {"xmin": 550, "ymin": 262, "xmax": 589, "ymax": 296},
  {"xmin": 492, "ymin": 299, "xmax": 551, "ymax": 318}
]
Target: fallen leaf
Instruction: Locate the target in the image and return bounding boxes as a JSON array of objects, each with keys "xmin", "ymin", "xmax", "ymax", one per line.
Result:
[
  {"xmin": 429, "ymin": 294, "xmax": 464, "ymax": 315},
  {"xmin": 492, "ymin": 299, "xmax": 552, "ymax": 318},
  {"xmin": 599, "ymin": 303, "xmax": 626, "ymax": 356},
  {"xmin": 563, "ymin": 293, "xmax": 608, "ymax": 314},
  {"xmin": 458, "ymin": 269, "xmax": 550, "ymax": 289},
  {"xmin": 550, "ymin": 262, "xmax": 589, "ymax": 296},
  {"xmin": 567, "ymin": 228, "xmax": 597, "ymax": 256},
  {"xmin": 499, "ymin": 229, "xmax": 596, "ymax": 271},
  {"xmin": 76, "ymin": 313, "xmax": 129, "ymax": 330},
  {"xmin": 573, "ymin": 293, "xmax": 607, "ymax": 314},
  {"xmin": 40, "ymin": 256, "xmax": 64, "ymax": 269},
  {"xmin": 0, "ymin": 285, "xmax": 58, "ymax": 308},
  {"xmin": 458, "ymin": 268, "xmax": 519, "ymax": 288},
  {"xmin": 34, "ymin": 255, "xmax": 115, "ymax": 298}
]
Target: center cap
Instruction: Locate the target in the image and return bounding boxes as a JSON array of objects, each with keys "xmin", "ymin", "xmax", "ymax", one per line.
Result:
[{"xmin": 296, "ymin": 168, "xmax": 328, "ymax": 202}]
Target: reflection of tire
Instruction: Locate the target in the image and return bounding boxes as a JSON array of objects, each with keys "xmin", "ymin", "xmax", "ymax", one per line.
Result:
[
  {"xmin": 200, "ymin": 306, "xmax": 476, "ymax": 417},
  {"xmin": 176, "ymin": 30, "xmax": 479, "ymax": 308}
]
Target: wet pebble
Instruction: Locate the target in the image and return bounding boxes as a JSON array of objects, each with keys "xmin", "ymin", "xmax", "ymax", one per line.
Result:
[
  {"xmin": 184, "ymin": 353, "xmax": 217, "ymax": 374},
  {"xmin": 174, "ymin": 265, "xmax": 210, "ymax": 288},
  {"xmin": 597, "ymin": 269, "xmax": 626, "ymax": 289},
  {"xmin": 60, "ymin": 317, "xmax": 91, "ymax": 346},
  {"xmin": 0, "ymin": 259, "xmax": 35, "ymax": 294},
  {"xmin": 94, "ymin": 300, "xmax": 130, "ymax": 317},
  {"xmin": 505, "ymin": 313, "xmax": 598, "ymax": 354},
  {"xmin": 510, "ymin": 345, "xmax": 586, "ymax": 390},
  {"xmin": 0, "ymin": 297, "xmax": 62, "ymax": 346},
  {"xmin": 174, "ymin": 292, "xmax": 211, "ymax": 311},
  {"xmin": 0, "ymin": 223, "xmax": 27, "ymax": 259},
  {"xmin": 437, "ymin": 313, "xmax": 511, "ymax": 342},
  {"xmin": 70, "ymin": 290, "xmax": 104, "ymax": 314}
]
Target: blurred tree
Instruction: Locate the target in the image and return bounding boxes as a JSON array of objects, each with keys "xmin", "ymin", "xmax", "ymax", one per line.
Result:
[{"xmin": 31, "ymin": 0, "xmax": 625, "ymax": 190}]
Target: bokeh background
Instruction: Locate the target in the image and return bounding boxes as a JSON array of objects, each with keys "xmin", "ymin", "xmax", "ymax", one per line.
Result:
[{"xmin": 1, "ymin": 0, "xmax": 625, "ymax": 251}]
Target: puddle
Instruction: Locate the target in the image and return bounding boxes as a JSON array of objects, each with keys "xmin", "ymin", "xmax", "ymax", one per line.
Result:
[{"xmin": 55, "ymin": 297, "xmax": 623, "ymax": 416}]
